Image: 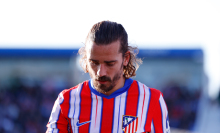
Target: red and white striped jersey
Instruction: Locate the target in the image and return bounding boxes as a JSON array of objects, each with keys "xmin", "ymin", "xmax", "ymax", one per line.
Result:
[{"xmin": 46, "ymin": 78, "xmax": 170, "ymax": 133}]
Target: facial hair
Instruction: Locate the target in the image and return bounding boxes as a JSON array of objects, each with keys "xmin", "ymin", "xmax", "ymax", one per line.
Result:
[{"xmin": 89, "ymin": 63, "xmax": 124, "ymax": 94}]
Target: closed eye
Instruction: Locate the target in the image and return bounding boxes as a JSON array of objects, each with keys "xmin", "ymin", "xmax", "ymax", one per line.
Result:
[
  {"xmin": 89, "ymin": 60, "xmax": 99, "ymax": 65},
  {"xmin": 105, "ymin": 61, "xmax": 116, "ymax": 66},
  {"xmin": 106, "ymin": 62, "xmax": 115, "ymax": 66}
]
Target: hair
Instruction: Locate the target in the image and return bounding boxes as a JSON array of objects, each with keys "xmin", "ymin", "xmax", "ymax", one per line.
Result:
[{"xmin": 78, "ymin": 20, "xmax": 142, "ymax": 78}]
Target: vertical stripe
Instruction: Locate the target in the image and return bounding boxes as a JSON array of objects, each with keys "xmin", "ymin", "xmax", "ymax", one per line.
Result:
[
  {"xmin": 73, "ymin": 84, "xmax": 83, "ymax": 133},
  {"xmin": 136, "ymin": 82, "xmax": 150, "ymax": 132},
  {"xmin": 136, "ymin": 83, "xmax": 140, "ymax": 117},
  {"xmin": 114, "ymin": 92, "xmax": 127, "ymax": 133},
  {"xmin": 71, "ymin": 89, "xmax": 77, "ymax": 133},
  {"xmin": 136, "ymin": 82, "xmax": 145, "ymax": 132},
  {"xmin": 136, "ymin": 83, "xmax": 144, "ymax": 132},
  {"xmin": 90, "ymin": 93, "xmax": 102, "ymax": 133},
  {"xmin": 124, "ymin": 94, "xmax": 128, "ymax": 115},
  {"xmin": 143, "ymin": 86, "xmax": 151, "ymax": 130},
  {"xmin": 47, "ymin": 89, "xmax": 71, "ymax": 132},
  {"xmin": 56, "ymin": 109, "xmax": 61, "ymax": 129},
  {"xmin": 88, "ymin": 91, "xmax": 93, "ymax": 133},
  {"xmin": 130, "ymin": 121, "xmax": 133, "ymax": 133},
  {"xmin": 117, "ymin": 97, "xmax": 121, "ymax": 133},
  {"xmin": 99, "ymin": 97, "xmax": 103, "ymax": 133},
  {"xmin": 95, "ymin": 95, "xmax": 98, "ymax": 127},
  {"xmin": 60, "ymin": 90, "xmax": 71, "ymax": 117},
  {"xmin": 72, "ymin": 91, "xmax": 77, "ymax": 133},
  {"xmin": 68, "ymin": 85, "xmax": 82, "ymax": 133},
  {"xmin": 89, "ymin": 94, "xmax": 102, "ymax": 133},
  {"xmin": 119, "ymin": 92, "xmax": 127, "ymax": 133},
  {"xmin": 135, "ymin": 116, "xmax": 138, "ymax": 131},
  {"xmin": 151, "ymin": 120, "xmax": 155, "ymax": 133},
  {"xmin": 111, "ymin": 98, "xmax": 115, "ymax": 133},
  {"xmin": 97, "ymin": 96, "xmax": 103, "ymax": 133},
  {"xmin": 159, "ymin": 100, "xmax": 164, "ymax": 133},
  {"xmin": 133, "ymin": 120, "xmax": 136, "ymax": 133},
  {"xmin": 115, "ymin": 95, "xmax": 121, "ymax": 133},
  {"xmin": 89, "ymin": 93, "xmax": 97, "ymax": 132},
  {"xmin": 159, "ymin": 95, "xmax": 168, "ymax": 133},
  {"xmin": 125, "ymin": 126, "xmax": 127, "ymax": 133},
  {"xmin": 79, "ymin": 82, "xmax": 92, "ymax": 133},
  {"xmin": 128, "ymin": 124, "xmax": 131, "ymax": 133},
  {"xmin": 145, "ymin": 88, "xmax": 164, "ymax": 132},
  {"xmin": 140, "ymin": 85, "xmax": 146, "ymax": 129},
  {"xmin": 135, "ymin": 119, "xmax": 138, "ymax": 132},
  {"xmin": 100, "ymin": 97, "xmax": 114, "ymax": 133},
  {"xmin": 57, "ymin": 90, "xmax": 72, "ymax": 132},
  {"xmin": 68, "ymin": 89, "xmax": 76, "ymax": 118},
  {"xmin": 66, "ymin": 89, "xmax": 76, "ymax": 133},
  {"xmin": 125, "ymin": 81, "xmax": 139, "ymax": 116},
  {"xmin": 131, "ymin": 120, "xmax": 134, "ymax": 133},
  {"xmin": 68, "ymin": 90, "xmax": 72, "ymax": 117}
]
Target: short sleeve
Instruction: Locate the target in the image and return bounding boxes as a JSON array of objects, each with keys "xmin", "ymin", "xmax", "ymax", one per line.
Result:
[
  {"xmin": 151, "ymin": 94, "xmax": 170, "ymax": 133},
  {"xmin": 46, "ymin": 93, "xmax": 69, "ymax": 133}
]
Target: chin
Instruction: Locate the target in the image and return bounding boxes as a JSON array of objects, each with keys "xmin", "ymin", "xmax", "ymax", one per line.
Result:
[{"xmin": 94, "ymin": 83, "xmax": 114, "ymax": 93}]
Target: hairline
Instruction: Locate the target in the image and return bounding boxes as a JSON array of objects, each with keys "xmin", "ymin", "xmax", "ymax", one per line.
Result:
[{"xmin": 86, "ymin": 39, "xmax": 125, "ymax": 56}]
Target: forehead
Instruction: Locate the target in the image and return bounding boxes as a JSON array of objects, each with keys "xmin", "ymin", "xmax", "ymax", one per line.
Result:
[{"xmin": 86, "ymin": 40, "xmax": 122, "ymax": 59}]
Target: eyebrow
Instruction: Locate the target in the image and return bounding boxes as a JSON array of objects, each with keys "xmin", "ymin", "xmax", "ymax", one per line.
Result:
[{"xmin": 89, "ymin": 59, "xmax": 117, "ymax": 63}]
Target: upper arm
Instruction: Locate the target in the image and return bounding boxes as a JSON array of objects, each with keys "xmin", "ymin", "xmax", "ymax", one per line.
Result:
[
  {"xmin": 152, "ymin": 94, "xmax": 170, "ymax": 133},
  {"xmin": 46, "ymin": 94, "xmax": 69, "ymax": 133}
]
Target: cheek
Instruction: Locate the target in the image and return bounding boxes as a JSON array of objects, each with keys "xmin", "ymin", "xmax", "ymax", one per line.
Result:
[
  {"xmin": 88, "ymin": 64, "xmax": 98, "ymax": 74},
  {"xmin": 111, "ymin": 65, "xmax": 122, "ymax": 75}
]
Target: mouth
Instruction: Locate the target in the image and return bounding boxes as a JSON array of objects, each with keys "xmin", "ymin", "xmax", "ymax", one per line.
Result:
[{"xmin": 97, "ymin": 80, "xmax": 108, "ymax": 84}]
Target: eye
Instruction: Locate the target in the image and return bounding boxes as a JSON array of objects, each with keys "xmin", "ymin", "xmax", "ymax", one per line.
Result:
[
  {"xmin": 106, "ymin": 62, "xmax": 115, "ymax": 66},
  {"xmin": 90, "ymin": 60, "xmax": 99, "ymax": 66}
]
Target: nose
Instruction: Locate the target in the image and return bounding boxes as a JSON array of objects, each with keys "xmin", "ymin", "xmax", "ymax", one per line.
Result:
[{"xmin": 97, "ymin": 64, "xmax": 107, "ymax": 77}]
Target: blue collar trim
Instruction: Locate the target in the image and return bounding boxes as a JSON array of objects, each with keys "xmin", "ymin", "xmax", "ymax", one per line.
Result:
[{"xmin": 88, "ymin": 78, "xmax": 133, "ymax": 99}]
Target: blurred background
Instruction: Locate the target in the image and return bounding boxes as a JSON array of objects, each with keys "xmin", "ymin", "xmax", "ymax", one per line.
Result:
[{"xmin": 0, "ymin": 0, "xmax": 220, "ymax": 133}]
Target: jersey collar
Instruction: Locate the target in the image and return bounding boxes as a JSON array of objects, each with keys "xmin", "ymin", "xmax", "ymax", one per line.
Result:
[{"xmin": 88, "ymin": 78, "xmax": 133, "ymax": 99}]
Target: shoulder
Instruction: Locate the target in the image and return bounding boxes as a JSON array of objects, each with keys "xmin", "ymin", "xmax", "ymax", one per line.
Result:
[
  {"xmin": 149, "ymin": 88, "xmax": 163, "ymax": 101},
  {"xmin": 135, "ymin": 80, "xmax": 162, "ymax": 100},
  {"xmin": 149, "ymin": 88, "xmax": 162, "ymax": 96},
  {"xmin": 59, "ymin": 80, "xmax": 89, "ymax": 98}
]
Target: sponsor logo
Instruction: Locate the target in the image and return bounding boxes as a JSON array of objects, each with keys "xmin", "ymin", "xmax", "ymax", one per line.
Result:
[
  {"xmin": 122, "ymin": 115, "xmax": 138, "ymax": 133},
  {"xmin": 76, "ymin": 120, "xmax": 91, "ymax": 127}
]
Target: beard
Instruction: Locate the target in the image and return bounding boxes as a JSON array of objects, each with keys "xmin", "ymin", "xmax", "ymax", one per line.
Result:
[{"xmin": 89, "ymin": 67, "xmax": 123, "ymax": 94}]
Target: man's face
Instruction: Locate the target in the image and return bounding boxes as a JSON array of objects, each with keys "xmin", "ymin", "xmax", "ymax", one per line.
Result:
[{"xmin": 86, "ymin": 40, "xmax": 128, "ymax": 94}]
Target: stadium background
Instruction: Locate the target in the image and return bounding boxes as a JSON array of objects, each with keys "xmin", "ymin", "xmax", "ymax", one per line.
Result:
[{"xmin": 0, "ymin": 0, "xmax": 220, "ymax": 133}]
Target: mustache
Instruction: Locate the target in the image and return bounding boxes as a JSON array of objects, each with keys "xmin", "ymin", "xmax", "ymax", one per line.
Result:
[{"xmin": 95, "ymin": 76, "xmax": 111, "ymax": 82}]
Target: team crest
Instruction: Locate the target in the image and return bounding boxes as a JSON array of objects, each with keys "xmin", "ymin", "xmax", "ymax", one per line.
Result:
[{"xmin": 122, "ymin": 115, "xmax": 138, "ymax": 133}]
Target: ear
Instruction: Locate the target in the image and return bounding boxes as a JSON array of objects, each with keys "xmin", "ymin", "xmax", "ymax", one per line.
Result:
[
  {"xmin": 85, "ymin": 64, "xmax": 88, "ymax": 73},
  {"xmin": 123, "ymin": 51, "xmax": 130, "ymax": 66},
  {"xmin": 85, "ymin": 59, "xmax": 89, "ymax": 73}
]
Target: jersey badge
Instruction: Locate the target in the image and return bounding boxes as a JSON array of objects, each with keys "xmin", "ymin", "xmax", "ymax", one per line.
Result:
[{"xmin": 122, "ymin": 115, "xmax": 138, "ymax": 133}]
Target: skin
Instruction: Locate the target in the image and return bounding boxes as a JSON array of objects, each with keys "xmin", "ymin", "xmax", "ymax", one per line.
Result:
[{"xmin": 86, "ymin": 40, "xmax": 130, "ymax": 96}]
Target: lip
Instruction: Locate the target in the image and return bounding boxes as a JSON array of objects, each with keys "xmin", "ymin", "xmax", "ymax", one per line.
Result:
[{"xmin": 97, "ymin": 80, "xmax": 108, "ymax": 84}]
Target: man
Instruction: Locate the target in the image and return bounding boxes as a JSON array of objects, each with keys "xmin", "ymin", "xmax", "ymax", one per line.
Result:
[{"xmin": 46, "ymin": 21, "xmax": 170, "ymax": 133}]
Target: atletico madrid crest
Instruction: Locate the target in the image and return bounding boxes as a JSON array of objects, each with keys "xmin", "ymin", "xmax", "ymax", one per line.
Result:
[{"xmin": 122, "ymin": 115, "xmax": 138, "ymax": 133}]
